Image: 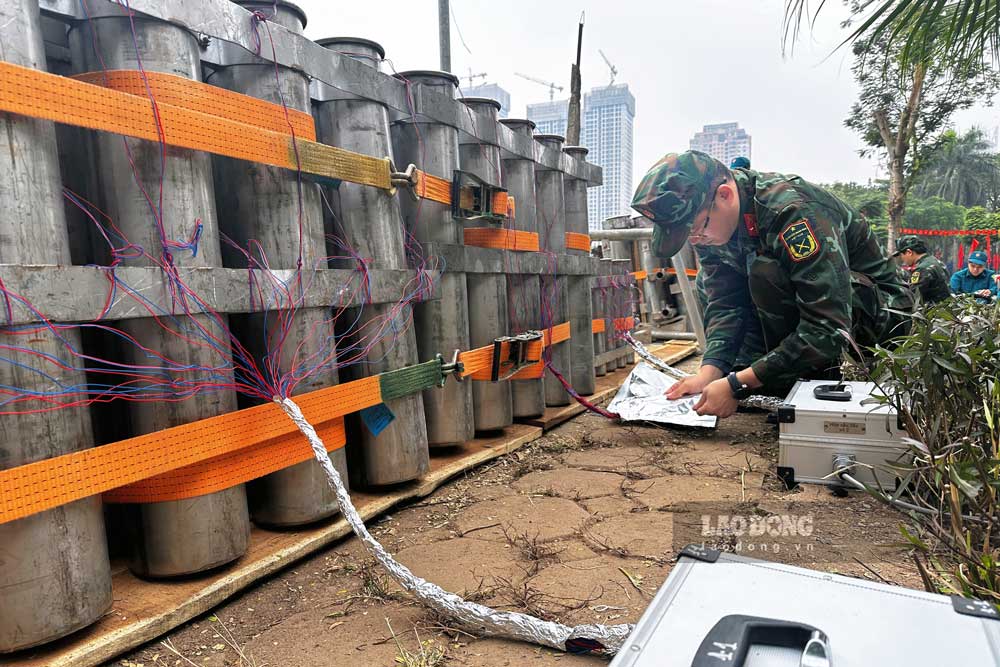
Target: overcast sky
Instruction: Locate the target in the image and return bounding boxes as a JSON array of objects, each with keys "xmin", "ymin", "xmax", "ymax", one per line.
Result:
[{"xmin": 293, "ymin": 0, "xmax": 998, "ymax": 186}]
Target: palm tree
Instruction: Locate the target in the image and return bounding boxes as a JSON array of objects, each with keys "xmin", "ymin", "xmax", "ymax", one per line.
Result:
[
  {"xmin": 783, "ymin": 1, "xmax": 1000, "ymax": 69},
  {"xmin": 914, "ymin": 128, "xmax": 1000, "ymax": 207}
]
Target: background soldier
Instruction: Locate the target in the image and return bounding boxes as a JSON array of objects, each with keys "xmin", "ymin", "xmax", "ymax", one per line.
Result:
[{"xmin": 892, "ymin": 235, "xmax": 950, "ymax": 304}]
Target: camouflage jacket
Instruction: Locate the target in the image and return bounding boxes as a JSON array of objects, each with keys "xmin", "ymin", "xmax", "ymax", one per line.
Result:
[
  {"xmin": 699, "ymin": 169, "xmax": 912, "ymax": 384},
  {"xmin": 908, "ymin": 253, "xmax": 951, "ymax": 304},
  {"xmin": 695, "ymin": 223, "xmax": 758, "ymax": 374}
]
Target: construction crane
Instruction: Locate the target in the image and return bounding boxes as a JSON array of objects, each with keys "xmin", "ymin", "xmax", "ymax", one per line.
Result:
[
  {"xmin": 463, "ymin": 68, "xmax": 487, "ymax": 88},
  {"xmin": 599, "ymin": 49, "xmax": 618, "ymax": 87},
  {"xmin": 515, "ymin": 72, "xmax": 564, "ymax": 101}
]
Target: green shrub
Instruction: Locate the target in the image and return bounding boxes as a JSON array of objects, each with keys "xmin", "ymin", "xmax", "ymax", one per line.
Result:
[{"xmin": 859, "ymin": 298, "xmax": 1000, "ymax": 601}]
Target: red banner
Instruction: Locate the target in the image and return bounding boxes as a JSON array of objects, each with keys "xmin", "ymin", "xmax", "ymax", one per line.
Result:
[{"xmin": 898, "ymin": 228, "xmax": 999, "ymax": 236}]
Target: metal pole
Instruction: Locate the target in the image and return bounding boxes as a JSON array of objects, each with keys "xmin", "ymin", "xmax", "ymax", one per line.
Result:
[
  {"xmin": 438, "ymin": 0, "xmax": 451, "ymax": 72},
  {"xmin": 566, "ymin": 13, "xmax": 584, "ymax": 146},
  {"xmin": 671, "ymin": 249, "xmax": 707, "ymax": 350},
  {"xmin": 652, "ymin": 330, "xmax": 700, "ymax": 341},
  {"xmin": 0, "ymin": 0, "xmax": 112, "ymax": 652},
  {"xmin": 590, "ymin": 228, "xmax": 653, "ymax": 241}
]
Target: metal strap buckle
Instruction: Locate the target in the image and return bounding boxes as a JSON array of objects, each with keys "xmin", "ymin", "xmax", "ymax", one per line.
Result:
[
  {"xmin": 437, "ymin": 349, "xmax": 465, "ymax": 386},
  {"xmin": 451, "ymin": 169, "xmax": 507, "ymax": 224},
  {"xmin": 490, "ymin": 331, "xmax": 542, "ymax": 381},
  {"xmin": 389, "ymin": 162, "xmax": 419, "ymax": 201}
]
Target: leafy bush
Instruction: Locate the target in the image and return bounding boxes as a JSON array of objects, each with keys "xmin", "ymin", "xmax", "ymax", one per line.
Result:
[{"xmin": 860, "ymin": 298, "xmax": 1000, "ymax": 601}]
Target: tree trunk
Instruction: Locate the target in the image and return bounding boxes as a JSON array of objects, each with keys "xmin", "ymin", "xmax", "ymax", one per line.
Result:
[
  {"xmin": 887, "ymin": 157, "xmax": 906, "ymax": 253},
  {"xmin": 873, "ymin": 62, "xmax": 925, "ymax": 255}
]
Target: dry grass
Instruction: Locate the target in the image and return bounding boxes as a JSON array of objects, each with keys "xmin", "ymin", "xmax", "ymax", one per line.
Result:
[
  {"xmin": 361, "ymin": 561, "xmax": 400, "ymax": 603},
  {"xmin": 501, "ymin": 525, "xmax": 565, "ymax": 574},
  {"xmin": 158, "ymin": 615, "xmax": 262, "ymax": 667},
  {"xmin": 386, "ymin": 620, "xmax": 448, "ymax": 667}
]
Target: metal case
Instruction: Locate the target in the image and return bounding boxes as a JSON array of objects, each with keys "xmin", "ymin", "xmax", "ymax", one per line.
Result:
[
  {"xmin": 777, "ymin": 380, "xmax": 909, "ymax": 488},
  {"xmin": 611, "ymin": 546, "xmax": 1000, "ymax": 667}
]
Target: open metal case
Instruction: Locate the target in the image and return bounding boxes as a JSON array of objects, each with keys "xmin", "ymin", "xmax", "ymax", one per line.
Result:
[{"xmin": 611, "ymin": 545, "xmax": 1000, "ymax": 666}]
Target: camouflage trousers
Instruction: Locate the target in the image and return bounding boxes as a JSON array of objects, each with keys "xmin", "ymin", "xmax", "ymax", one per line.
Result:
[
  {"xmin": 747, "ymin": 255, "xmax": 910, "ymax": 392},
  {"xmin": 696, "ymin": 269, "xmax": 766, "ymax": 371}
]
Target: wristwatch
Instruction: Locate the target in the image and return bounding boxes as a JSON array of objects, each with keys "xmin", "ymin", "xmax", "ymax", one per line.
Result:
[{"xmin": 726, "ymin": 372, "xmax": 751, "ymax": 400}]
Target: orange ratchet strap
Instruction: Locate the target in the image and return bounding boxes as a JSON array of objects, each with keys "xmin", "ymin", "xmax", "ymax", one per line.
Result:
[
  {"xmin": 0, "ymin": 62, "xmax": 521, "ymax": 220},
  {"xmin": 613, "ymin": 317, "xmax": 636, "ymax": 331},
  {"xmin": 591, "ymin": 318, "xmax": 606, "ymax": 334},
  {"xmin": 0, "ymin": 379, "xmax": 369, "ymax": 523},
  {"xmin": 565, "ymin": 232, "xmax": 591, "ymax": 252},
  {"xmin": 0, "ymin": 62, "xmax": 393, "ymax": 189},
  {"xmin": 415, "ymin": 170, "xmax": 513, "ymax": 218},
  {"xmin": 458, "ymin": 321, "xmax": 571, "ymax": 381},
  {"xmin": 463, "ymin": 228, "xmax": 540, "ymax": 252},
  {"xmin": 0, "ymin": 317, "xmax": 573, "ymax": 521},
  {"xmin": 73, "ymin": 70, "xmax": 317, "ymax": 141}
]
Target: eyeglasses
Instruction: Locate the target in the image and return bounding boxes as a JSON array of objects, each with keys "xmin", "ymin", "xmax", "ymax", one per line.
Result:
[{"xmin": 688, "ymin": 184, "xmax": 722, "ymax": 244}]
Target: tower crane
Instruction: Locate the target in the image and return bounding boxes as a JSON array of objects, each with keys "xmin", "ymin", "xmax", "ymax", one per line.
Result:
[
  {"xmin": 515, "ymin": 72, "xmax": 564, "ymax": 101},
  {"xmin": 599, "ymin": 49, "xmax": 618, "ymax": 87},
  {"xmin": 463, "ymin": 68, "xmax": 487, "ymax": 88}
]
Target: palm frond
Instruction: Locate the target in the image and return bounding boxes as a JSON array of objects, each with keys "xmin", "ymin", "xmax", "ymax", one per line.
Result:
[{"xmin": 783, "ymin": 0, "xmax": 1000, "ymax": 69}]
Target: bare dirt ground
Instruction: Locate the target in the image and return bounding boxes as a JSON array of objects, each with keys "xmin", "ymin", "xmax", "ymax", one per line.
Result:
[{"xmin": 110, "ymin": 357, "xmax": 922, "ymax": 667}]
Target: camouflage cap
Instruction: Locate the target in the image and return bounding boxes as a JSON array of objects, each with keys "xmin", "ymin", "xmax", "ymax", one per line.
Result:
[
  {"xmin": 891, "ymin": 235, "xmax": 927, "ymax": 256},
  {"xmin": 631, "ymin": 151, "xmax": 729, "ymax": 258}
]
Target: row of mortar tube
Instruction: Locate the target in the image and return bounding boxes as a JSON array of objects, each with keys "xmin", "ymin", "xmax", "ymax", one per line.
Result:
[{"xmin": 0, "ymin": 0, "xmax": 616, "ymax": 657}]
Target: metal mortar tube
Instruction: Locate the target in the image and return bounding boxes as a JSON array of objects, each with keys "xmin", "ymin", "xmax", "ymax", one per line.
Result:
[
  {"xmin": 0, "ymin": 0, "xmax": 112, "ymax": 651},
  {"xmin": 459, "ymin": 98, "xmax": 513, "ymax": 431},
  {"xmin": 591, "ymin": 278, "xmax": 607, "ymax": 377},
  {"xmin": 499, "ymin": 118, "xmax": 545, "ymax": 418},
  {"xmin": 68, "ymin": 8, "xmax": 250, "ymax": 578},
  {"xmin": 314, "ymin": 40, "xmax": 429, "ymax": 485},
  {"xmin": 200, "ymin": 7, "xmax": 348, "ymax": 528},
  {"xmin": 391, "ymin": 70, "xmax": 475, "ymax": 446},
  {"xmin": 563, "ymin": 145, "xmax": 595, "ymax": 395},
  {"xmin": 534, "ymin": 134, "xmax": 572, "ymax": 405}
]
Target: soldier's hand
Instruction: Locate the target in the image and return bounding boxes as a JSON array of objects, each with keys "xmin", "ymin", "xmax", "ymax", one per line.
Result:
[
  {"xmin": 666, "ymin": 375, "xmax": 709, "ymax": 399},
  {"xmin": 693, "ymin": 379, "xmax": 738, "ymax": 419},
  {"xmin": 665, "ymin": 366, "xmax": 723, "ymax": 400},
  {"xmin": 977, "ymin": 289, "xmax": 991, "ymax": 298}
]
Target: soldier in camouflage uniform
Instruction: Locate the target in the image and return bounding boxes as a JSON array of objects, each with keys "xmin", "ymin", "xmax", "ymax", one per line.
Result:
[
  {"xmin": 693, "ymin": 156, "xmax": 765, "ymax": 371},
  {"xmin": 631, "ymin": 151, "xmax": 912, "ymax": 418},
  {"xmin": 891, "ymin": 235, "xmax": 950, "ymax": 304}
]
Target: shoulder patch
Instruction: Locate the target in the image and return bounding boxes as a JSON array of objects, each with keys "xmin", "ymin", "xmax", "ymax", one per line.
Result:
[
  {"xmin": 910, "ymin": 270, "xmax": 921, "ymax": 284},
  {"xmin": 779, "ymin": 219, "xmax": 820, "ymax": 262}
]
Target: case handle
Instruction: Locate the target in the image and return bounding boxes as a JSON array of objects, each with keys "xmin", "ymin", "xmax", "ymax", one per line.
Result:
[{"xmin": 691, "ymin": 614, "xmax": 830, "ymax": 667}]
